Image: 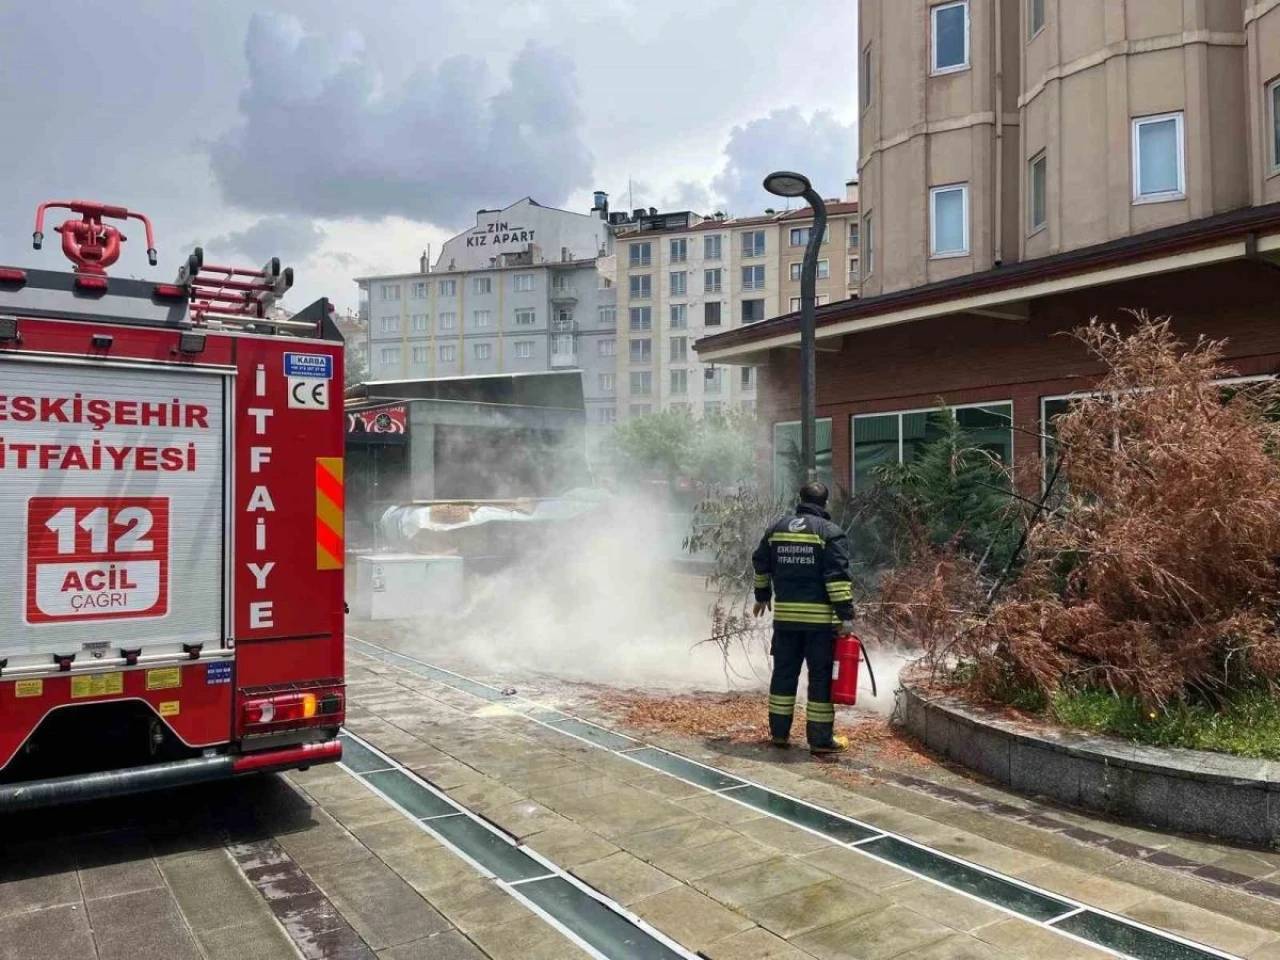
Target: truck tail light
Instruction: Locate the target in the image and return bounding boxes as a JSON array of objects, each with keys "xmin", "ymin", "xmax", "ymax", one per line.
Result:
[{"xmin": 241, "ymin": 689, "xmax": 344, "ymax": 729}]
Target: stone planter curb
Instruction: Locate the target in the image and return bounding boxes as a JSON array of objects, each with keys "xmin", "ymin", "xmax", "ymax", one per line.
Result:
[{"xmin": 896, "ymin": 682, "xmax": 1280, "ymax": 846}]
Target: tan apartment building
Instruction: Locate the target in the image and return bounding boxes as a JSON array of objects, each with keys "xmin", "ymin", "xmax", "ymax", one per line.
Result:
[
  {"xmin": 613, "ymin": 197, "xmax": 860, "ymax": 422},
  {"xmin": 698, "ymin": 0, "xmax": 1280, "ymax": 499},
  {"xmin": 777, "ymin": 188, "xmax": 862, "ymax": 314}
]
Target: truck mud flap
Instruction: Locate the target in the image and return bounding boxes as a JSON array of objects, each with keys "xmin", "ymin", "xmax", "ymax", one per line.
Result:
[{"xmin": 0, "ymin": 755, "xmax": 233, "ymax": 813}]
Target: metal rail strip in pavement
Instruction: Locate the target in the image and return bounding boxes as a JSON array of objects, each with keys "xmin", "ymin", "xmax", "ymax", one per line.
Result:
[
  {"xmin": 338, "ymin": 729, "xmax": 700, "ymax": 960},
  {"xmin": 349, "ymin": 635, "xmax": 1247, "ymax": 960}
]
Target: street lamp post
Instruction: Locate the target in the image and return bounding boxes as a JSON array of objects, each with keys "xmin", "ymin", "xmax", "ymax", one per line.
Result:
[{"xmin": 764, "ymin": 171, "xmax": 827, "ymax": 483}]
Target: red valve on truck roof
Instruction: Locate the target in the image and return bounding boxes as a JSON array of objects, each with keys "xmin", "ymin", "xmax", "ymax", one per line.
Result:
[{"xmin": 32, "ymin": 199, "xmax": 157, "ymax": 275}]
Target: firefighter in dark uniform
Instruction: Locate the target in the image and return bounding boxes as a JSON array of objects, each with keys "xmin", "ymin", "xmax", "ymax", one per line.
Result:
[{"xmin": 751, "ymin": 480, "xmax": 854, "ymax": 754}]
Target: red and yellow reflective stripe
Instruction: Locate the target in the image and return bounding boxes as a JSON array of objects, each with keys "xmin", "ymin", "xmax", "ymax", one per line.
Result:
[{"xmin": 316, "ymin": 457, "xmax": 344, "ymax": 570}]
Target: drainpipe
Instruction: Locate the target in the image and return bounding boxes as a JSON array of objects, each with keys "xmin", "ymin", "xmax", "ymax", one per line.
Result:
[{"xmin": 993, "ymin": 0, "xmax": 1004, "ymax": 267}]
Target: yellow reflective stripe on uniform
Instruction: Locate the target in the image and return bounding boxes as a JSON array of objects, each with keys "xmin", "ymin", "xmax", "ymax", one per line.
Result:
[
  {"xmin": 774, "ymin": 602, "xmax": 833, "ymax": 614},
  {"xmin": 774, "ymin": 614, "xmax": 839, "ymax": 625},
  {"xmin": 768, "ymin": 532, "xmax": 825, "ymax": 545},
  {"xmin": 754, "ymin": 574, "xmax": 771, "ymax": 587},
  {"xmin": 768, "ymin": 694, "xmax": 796, "ymax": 716},
  {"xmin": 806, "ymin": 702, "xmax": 836, "ymax": 721},
  {"xmin": 825, "ymin": 580, "xmax": 853, "ymax": 601}
]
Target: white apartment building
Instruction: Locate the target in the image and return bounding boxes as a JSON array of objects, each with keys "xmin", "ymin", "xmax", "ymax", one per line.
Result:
[{"xmin": 356, "ymin": 197, "xmax": 618, "ymax": 437}]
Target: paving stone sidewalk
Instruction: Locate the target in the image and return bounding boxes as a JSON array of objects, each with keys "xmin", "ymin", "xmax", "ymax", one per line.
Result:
[{"xmin": 337, "ymin": 647, "xmax": 1280, "ymax": 959}]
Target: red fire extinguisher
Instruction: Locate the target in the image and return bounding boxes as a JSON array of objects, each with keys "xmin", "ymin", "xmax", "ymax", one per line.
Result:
[{"xmin": 832, "ymin": 633, "xmax": 877, "ymax": 706}]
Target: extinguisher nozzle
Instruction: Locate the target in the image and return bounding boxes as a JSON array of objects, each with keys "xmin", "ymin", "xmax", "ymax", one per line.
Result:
[{"xmin": 32, "ymin": 231, "xmax": 43, "ymax": 250}]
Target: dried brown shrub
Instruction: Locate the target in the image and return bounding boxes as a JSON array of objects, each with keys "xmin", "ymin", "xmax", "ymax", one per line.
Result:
[{"xmin": 892, "ymin": 316, "xmax": 1280, "ymax": 707}]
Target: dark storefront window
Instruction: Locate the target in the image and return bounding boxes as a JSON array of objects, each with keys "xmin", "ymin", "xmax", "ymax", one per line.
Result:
[
  {"xmin": 852, "ymin": 403, "xmax": 1013, "ymax": 493},
  {"xmin": 772, "ymin": 419, "xmax": 833, "ymax": 501}
]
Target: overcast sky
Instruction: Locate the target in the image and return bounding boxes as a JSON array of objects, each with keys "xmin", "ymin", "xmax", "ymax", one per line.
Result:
[{"xmin": 0, "ymin": 1, "xmax": 859, "ymax": 312}]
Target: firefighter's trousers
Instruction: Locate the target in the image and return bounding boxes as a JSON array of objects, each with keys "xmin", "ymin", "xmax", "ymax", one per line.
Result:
[{"xmin": 767, "ymin": 626, "xmax": 837, "ymax": 747}]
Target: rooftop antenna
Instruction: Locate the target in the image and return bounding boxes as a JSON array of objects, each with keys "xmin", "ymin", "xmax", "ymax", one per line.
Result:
[{"xmin": 629, "ymin": 178, "xmax": 634, "ymax": 213}]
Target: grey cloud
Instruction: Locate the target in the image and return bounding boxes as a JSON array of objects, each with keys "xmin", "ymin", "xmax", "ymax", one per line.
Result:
[
  {"xmin": 711, "ymin": 108, "xmax": 858, "ymax": 216},
  {"xmin": 663, "ymin": 180, "xmax": 714, "ymax": 213},
  {"xmin": 205, "ymin": 216, "xmax": 327, "ymax": 266},
  {"xmin": 210, "ymin": 13, "xmax": 593, "ymax": 229}
]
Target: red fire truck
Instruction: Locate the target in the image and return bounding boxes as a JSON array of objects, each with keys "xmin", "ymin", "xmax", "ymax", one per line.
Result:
[{"xmin": 0, "ymin": 200, "xmax": 345, "ymax": 810}]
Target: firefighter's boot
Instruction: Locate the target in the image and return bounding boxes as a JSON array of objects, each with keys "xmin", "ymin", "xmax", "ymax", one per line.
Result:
[
  {"xmin": 806, "ymin": 701, "xmax": 846, "ymax": 754},
  {"xmin": 768, "ymin": 694, "xmax": 796, "ymax": 746}
]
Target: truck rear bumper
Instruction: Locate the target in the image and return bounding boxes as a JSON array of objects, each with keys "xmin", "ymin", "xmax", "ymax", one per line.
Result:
[{"xmin": 0, "ymin": 739, "xmax": 342, "ymax": 813}]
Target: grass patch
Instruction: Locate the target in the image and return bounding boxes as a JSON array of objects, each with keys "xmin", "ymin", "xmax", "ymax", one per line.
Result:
[{"xmin": 1047, "ymin": 688, "xmax": 1280, "ymax": 761}]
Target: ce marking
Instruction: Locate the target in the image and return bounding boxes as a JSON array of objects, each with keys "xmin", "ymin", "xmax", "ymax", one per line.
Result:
[{"xmin": 287, "ymin": 377, "xmax": 329, "ymax": 410}]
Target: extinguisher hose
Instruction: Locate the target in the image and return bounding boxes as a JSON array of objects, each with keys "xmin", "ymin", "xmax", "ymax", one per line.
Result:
[{"xmin": 859, "ymin": 641, "xmax": 878, "ymax": 699}]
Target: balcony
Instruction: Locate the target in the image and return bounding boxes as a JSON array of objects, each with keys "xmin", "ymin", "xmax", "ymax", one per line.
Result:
[
  {"xmin": 551, "ymin": 285, "xmax": 578, "ymax": 303},
  {"xmin": 550, "ymin": 349, "xmax": 579, "ymax": 369}
]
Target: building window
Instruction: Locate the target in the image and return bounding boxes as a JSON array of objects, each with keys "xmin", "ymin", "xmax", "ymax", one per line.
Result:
[
  {"xmin": 742, "ymin": 299, "xmax": 765, "ymax": 324},
  {"xmin": 628, "ymin": 307, "xmax": 652, "ymax": 331},
  {"xmin": 630, "ymin": 339, "xmax": 652, "ymax": 363},
  {"xmin": 411, "ymin": 314, "xmax": 428, "ymax": 332},
  {"xmin": 439, "ymin": 344, "xmax": 457, "ymax": 362},
  {"xmin": 704, "ymin": 268, "xmax": 723, "ymax": 293},
  {"xmin": 514, "ymin": 308, "xmax": 536, "ymax": 325},
  {"xmin": 598, "ymin": 306, "xmax": 616, "ymax": 326},
  {"xmin": 705, "ymin": 301, "xmax": 722, "ymax": 326},
  {"xmin": 411, "ymin": 281, "xmax": 429, "ymax": 299},
  {"xmin": 861, "ymin": 46, "xmax": 872, "ymax": 109},
  {"xmin": 670, "ymin": 271, "xmax": 687, "ymax": 296},
  {"xmin": 1271, "ymin": 78, "xmax": 1280, "ymax": 172},
  {"xmin": 599, "ymin": 373, "xmax": 615, "ymax": 393},
  {"xmin": 670, "ymin": 238, "xmax": 687, "ymax": 263},
  {"xmin": 670, "ymin": 369, "xmax": 688, "ymax": 395},
  {"xmin": 473, "ymin": 343, "xmax": 492, "ymax": 361},
  {"xmin": 670, "ymin": 336, "xmax": 688, "ymax": 362},
  {"xmin": 412, "ymin": 346, "xmax": 429, "ymax": 364},
  {"xmin": 439, "ymin": 312, "xmax": 457, "ymax": 330},
  {"xmin": 852, "ymin": 403, "xmax": 1012, "ymax": 493},
  {"xmin": 380, "ymin": 316, "xmax": 400, "ymax": 333},
  {"xmin": 551, "ymin": 334, "xmax": 575, "ymax": 357},
  {"xmin": 514, "ymin": 341, "xmax": 535, "ymax": 359},
  {"xmin": 848, "ymin": 258, "xmax": 861, "ymax": 282},
  {"xmin": 599, "ymin": 339, "xmax": 616, "ymax": 357},
  {"xmin": 848, "ymin": 222, "xmax": 860, "ymax": 247},
  {"xmin": 1029, "ymin": 151, "xmax": 1048, "ymax": 233},
  {"xmin": 742, "ymin": 265, "xmax": 766, "ymax": 290},
  {"xmin": 741, "ymin": 367, "xmax": 755, "ymax": 390},
  {"xmin": 379, "ymin": 346, "xmax": 401, "ymax": 365},
  {"xmin": 741, "ymin": 230, "xmax": 766, "ymax": 258},
  {"xmin": 630, "ymin": 403, "xmax": 652, "ymax": 417},
  {"xmin": 789, "ymin": 295, "xmax": 829, "ymax": 310},
  {"xmin": 774, "ymin": 419, "xmax": 834, "ymax": 499},
  {"xmin": 630, "ymin": 371, "xmax": 652, "ymax": 395},
  {"xmin": 473, "ymin": 310, "xmax": 492, "ymax": 327},
  {"xmin": 790, "ymin": 261, "xmax": 830, "ymax": 281},
  {"xmin": 473, "ymin": 277, "xmax": 492, "ymax": 294},
  {"xmin": 704, "ymin": 234, "xmax": 722, "ymax": 260},
  {"xmin": 931, "ymin": 1, "xmax": 969, "ymax": 74},
  {"xmin": 1133, "ymin": 112, "xmax": 1185, "ymax": 202},
  {"xmin": 789, "ymin": 227, "xmax": 811, "ymax": 247},
  {"xmin": 514, "ymin": 274, "xmax": 534, "ymax": 292},
  {"xmin": 1029, "ymin": 0, "xmax": 1045, "ymax": 38},
  {"xmin": 670, "ymin": 304, "xmax": 687, "ymax": 329},
  {"xmin": 629, "ymin": 274, "xmax": 652, "ymax": 299},
  {"xmin": 438, "ymin": 279, "xmax": 457, "ymax": 297},
  {"xmin": 705, "ymin": 368, "xmax": 722, "ymax": 394},
  {"xmin": 629, "ymin": 242, "xmax": 652, "ymax": 267},
  {"xmin": 864, "ymin": 215, "xmax": 874, "ymax": 275},
  {"xmin": 380, "ymin": 284, "xmax": 400, "ymax": 301},
  {"xmin": 930, "ymin": 184, "xmax": 969, "ymax": 256},
  {"xmin": 599, "ymin": 407, "xmax": 617, "ymax": 424}
]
